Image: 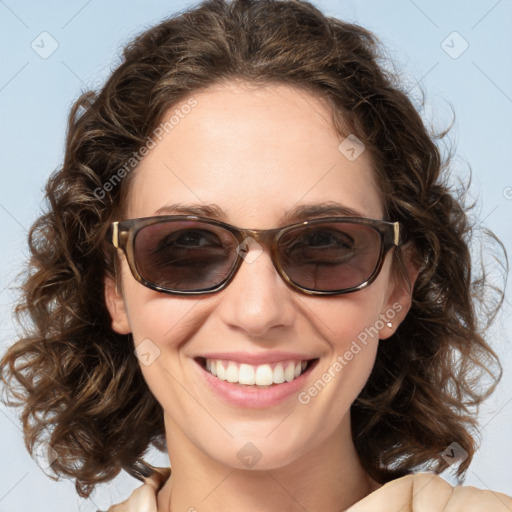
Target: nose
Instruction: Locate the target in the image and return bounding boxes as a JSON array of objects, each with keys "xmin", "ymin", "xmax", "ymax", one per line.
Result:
[{"xmin": 215, "ymin": 241, "xmax": 297, "ymax": 338}]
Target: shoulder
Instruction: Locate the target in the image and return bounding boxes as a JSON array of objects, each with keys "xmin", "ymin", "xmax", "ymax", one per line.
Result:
[
  {"xmin": 107, "ymin": 467, "xmax": 170, "ymax": 512},
  {"xmin": 107, "ymin": 484, "xmax": 158, "ymax": 512},
  {"xmin": 347, "ymin": 472, "xmax": 512, "ymax": 512}
]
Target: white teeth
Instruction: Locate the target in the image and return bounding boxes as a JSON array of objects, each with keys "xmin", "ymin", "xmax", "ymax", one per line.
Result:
[
  {"xmin": 226, "ymin": 362, "xmax": 238, "ymax": 383},
  {"xmin": 204, "ymin": 358, "xmax": 309, "ymax": 386},
  {"xmin": 239, "ymin": 364, "xmax": 255, "ymax": 385},
  {"xmin": 273, "ymin": 363, "xmax": 285, "ymax": 384},
  {"xmin": 216, "ymin": 361, "xmax": 226, "ymax": 381},
  {"xmin": 284, "ymin": 362, "xmax": 295, "ymax": 382},
  {"xmin": 255, "ymin": 364, "xmax": 273, "ymax": 386}
]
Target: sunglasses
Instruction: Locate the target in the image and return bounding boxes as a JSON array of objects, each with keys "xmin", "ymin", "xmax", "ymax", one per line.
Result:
[{"xmin": 107, "ymin": 215, "xmax": 403, "ymax": 296}]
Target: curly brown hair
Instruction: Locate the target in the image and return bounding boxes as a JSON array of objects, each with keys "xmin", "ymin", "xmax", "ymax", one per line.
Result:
[{"xmin": 0, "ymin": 0, "xmax": 507, "ymax": 498}]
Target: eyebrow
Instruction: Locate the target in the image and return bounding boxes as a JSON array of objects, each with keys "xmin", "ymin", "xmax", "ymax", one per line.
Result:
[
  {"xmin": 153, "ymin": 201, "xmax": 366, "ymax": 224},
  {"xmin": 279, "ymin": 202, "xmax": 365, "ymax": 224}
]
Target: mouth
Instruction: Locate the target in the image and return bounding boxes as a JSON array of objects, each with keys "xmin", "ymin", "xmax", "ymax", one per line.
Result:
[{"xmin": 195, "ymin": 357, "xmax": 319, "ymax": 388}]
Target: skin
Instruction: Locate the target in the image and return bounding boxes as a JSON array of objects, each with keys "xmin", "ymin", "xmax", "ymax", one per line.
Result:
[
  {"xmin": 109, "ymin": 471, "xmax": 512, "ymax": 512},
  {"xmin": 347, "ymin": 473, "xmax": 512, "ymax": 512},
  {"xmin": 105, "ymin": 80, "xmax": 418, "ymax": 512}
]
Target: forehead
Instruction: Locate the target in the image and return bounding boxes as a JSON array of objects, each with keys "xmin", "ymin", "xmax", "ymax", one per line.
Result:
[{"xmin": 126, "ymin": 81, "xmax": 383, "ymax": 225}]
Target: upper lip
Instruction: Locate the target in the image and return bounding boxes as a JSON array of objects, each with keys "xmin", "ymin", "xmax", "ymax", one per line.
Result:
[{"xmin": 196, "ymin": 351, "xmax": 316, "ymax": 365}]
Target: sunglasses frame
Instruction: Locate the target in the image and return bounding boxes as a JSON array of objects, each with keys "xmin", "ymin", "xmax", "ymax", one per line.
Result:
[{"xmin": 107, "ymin": 215, "xmax": 403, "ymax": 296}]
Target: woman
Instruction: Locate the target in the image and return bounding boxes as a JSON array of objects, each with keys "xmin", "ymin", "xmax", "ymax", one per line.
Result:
[{"xmin": 1, "ymin": 0, "xmax": 510, "ymax": 510}]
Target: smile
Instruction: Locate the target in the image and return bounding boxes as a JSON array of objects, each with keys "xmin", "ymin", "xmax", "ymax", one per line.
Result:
[
  {"xmin": 203, "ymin": 358, "xmax": 310, "ymax": 387},
  {"xmin": 194, "ymin": 355, "xmax": 319, "ymax": 408}
]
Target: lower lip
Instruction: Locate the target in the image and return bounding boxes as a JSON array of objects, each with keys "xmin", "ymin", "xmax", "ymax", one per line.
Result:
[{"xmin": 194, "ymin": 359, "xmax": 317, "ymax": 409}]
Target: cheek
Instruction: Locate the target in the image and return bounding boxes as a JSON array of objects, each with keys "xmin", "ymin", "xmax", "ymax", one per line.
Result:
[
  {"xmin": 118, "ymin": 257, "xmax": 202, "ymax": 345},
  {"xmin": 315, "ymin": 298, "xmax": 382, "ymax": 390},
  {"xmin": 122, "ymin": 292, "xmax": 209, "ymax": 410},
  {"xmin": 127, "ymin": 295, "xmax": 200, "ymax": 343},
  {"xmin": 297, "ymin": 287, "xmax": 388, "ymax": 410},
  {"xmin": 321, "ymin": 256, "xmax": 396, "ymax": 350},
  {"xmin": 310, "ymin": 288, "xmax": 387, "ymax": 353}
]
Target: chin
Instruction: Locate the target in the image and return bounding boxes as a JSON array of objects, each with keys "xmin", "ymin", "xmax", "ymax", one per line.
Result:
[{"xmin": 199, "ymin": 429, "xmax": 315, "ymax": 472}]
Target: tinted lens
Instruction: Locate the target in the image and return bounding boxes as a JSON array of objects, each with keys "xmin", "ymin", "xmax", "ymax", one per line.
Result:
[
  {"xmin": 278, "ymin": 222, "xmax": 382, "ymax": 291},
  {"xmin": 134, "ymin": 220, "xmax": 239, "ymax": 291}
]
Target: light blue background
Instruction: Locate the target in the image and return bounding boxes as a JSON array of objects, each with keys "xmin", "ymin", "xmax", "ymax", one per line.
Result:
[{"xmin": 1, "ymin": 1, "xmax": 511, "ymax": 510}]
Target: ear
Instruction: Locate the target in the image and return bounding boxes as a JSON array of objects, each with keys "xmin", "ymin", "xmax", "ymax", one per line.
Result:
[
  {"xmin": 104, "ymin": 273, "xmax": 131, "ymax": 335},
  {"xmin": 378, "ymin": 244, "xmax": 420, "ymax": 340}
]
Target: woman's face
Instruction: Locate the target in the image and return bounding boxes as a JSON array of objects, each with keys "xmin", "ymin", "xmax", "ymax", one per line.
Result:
[{"xmin": 105, "ymin": 81, "xmax": 412, "ymax": 471}]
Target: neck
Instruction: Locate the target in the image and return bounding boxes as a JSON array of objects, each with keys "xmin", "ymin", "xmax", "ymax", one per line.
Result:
[{"xmin": 157, "ymin": 413, "xmax": 380, "ymax": 512}]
